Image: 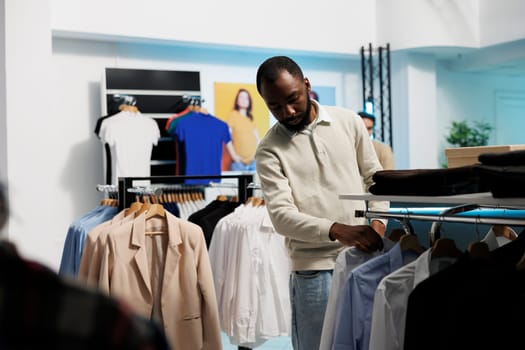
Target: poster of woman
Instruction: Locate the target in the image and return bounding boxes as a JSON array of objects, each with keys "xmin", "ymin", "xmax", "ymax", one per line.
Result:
[{"xmin": 214, "ymin": 82, "xmax": 270, "ymax": 172}]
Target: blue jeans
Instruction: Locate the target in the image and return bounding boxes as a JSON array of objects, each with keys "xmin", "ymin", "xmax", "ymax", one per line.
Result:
[
  {"xmin": 290, "ymin": 270, "xmax": 333, "ymax": 350},
  {"xmin": 230, "ymin": 160, "xmax": 256, "ymax": 171}
]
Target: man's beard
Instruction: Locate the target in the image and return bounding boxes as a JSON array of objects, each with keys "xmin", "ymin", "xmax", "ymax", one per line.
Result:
[{"xmin": 283, "ymin": 97, "xmax": 312, "ymax": 133}]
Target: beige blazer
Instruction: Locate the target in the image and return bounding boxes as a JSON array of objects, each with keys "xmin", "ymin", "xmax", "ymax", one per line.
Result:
[
  {"xmin": 99, "ymin": 211, "xmax": 222, "ymax": 350},
  {"xmin": 78, "ymin": 209, "xmax": 127, "ymax": 286}
]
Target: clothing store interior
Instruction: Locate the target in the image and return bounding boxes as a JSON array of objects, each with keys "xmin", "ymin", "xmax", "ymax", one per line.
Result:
[{"xmin": 1, "ymin": 1, "xmax": 525, "ymax": 349}]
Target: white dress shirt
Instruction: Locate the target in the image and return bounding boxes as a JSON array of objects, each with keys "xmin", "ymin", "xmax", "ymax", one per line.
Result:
[{"xmin": 368, "ymin": 249, "xmax": 457, "ymax": 350}]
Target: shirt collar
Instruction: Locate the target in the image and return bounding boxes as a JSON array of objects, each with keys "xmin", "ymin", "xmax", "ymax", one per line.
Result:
[
  {"xmin": 280, "ymin": 100, "xmax": 332, "ymax": 137},
  {"xmin": 313, "ymin": 100, "xmax": 332, "ymax": 125}
]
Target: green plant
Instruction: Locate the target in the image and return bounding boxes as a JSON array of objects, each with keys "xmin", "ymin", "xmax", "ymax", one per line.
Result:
[{"xmin": 446, "ymin": 120, "xmax": 493, "ymax": 147}]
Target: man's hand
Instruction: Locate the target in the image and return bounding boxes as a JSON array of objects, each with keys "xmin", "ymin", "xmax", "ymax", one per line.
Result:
[{"xmin": 329, "ymin": 223, "xmax": 384, "ymax": 253}]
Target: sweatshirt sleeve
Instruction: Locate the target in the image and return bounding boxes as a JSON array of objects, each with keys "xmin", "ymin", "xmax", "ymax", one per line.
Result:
[{"xmin": 255, "ymin": 144, "xmax": 334, "ymax": 243}]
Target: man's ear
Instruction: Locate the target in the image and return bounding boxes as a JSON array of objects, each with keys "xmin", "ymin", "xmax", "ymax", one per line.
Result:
[{"xmin": 304, "ymin": 77, "xmax": 311, "ymax": 91}]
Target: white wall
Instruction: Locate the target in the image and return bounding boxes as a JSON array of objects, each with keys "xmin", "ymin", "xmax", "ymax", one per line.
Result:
[
  {"xmin": 0, "ymin": 0, "xmax": 7, "ymax": 184},
  {"xmin": 436, "ymin": 65, "xmax": 525, "ymax": 165},
  {"xmin": 50, "ymin": 0, "xmax": 375, "ymax": 56},
  {"xmin": 377, "ymin": 0, "xmax": 480, "ymax": 49},
  {"xmin": 51, "ymin": 0, "xmax": 525, "ymax": 55},
  {"xmin": 3, "ymin": 0, "xmax": 58, "ymax": 267},
  {"xmin": 479, "ymin": 0, "xmax": 525, "ymax": 46},
  {"xmin": 390, "ymin": 52, "xmax": 438, "ymax": 169}
]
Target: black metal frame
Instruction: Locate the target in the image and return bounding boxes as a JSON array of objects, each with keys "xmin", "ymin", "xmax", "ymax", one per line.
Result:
[
  {"xmin": 361, "ymin": 43, "xmax": 393, "ymax": 149},
  {"xmin": 117, "ymin": 174, "xmax": 254, "ymax": 210}
]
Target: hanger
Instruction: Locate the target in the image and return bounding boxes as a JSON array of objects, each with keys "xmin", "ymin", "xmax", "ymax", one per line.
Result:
[
  {"xmin": 516, "ymin": 253, "xmax": 525, "ymax": 271},
  {"xmin": 431, "ymin": 238, "xmax": 462, "ymax": 259},
  {"xmin": 119, "ymin": 104, "xmax": 139, "ymax": 113},
  {"xmin": 467, "ymin": 241, "xmax": 490, "ymax": 259},
  {"xmin": 145, "ymin": 203, "xmax": 166, "ymax": 220},
  {"xmin": 492, "ymin": 225, "xmax": 517, "ymax": 241},
  {"xmin": 252, "ymin": 197, "xmax": 265, "ymax": 207},
  {"xmin": 135, "ymin": 196, "xmax": 152, "ymax": 217},
  {"xmin": 144, "ymin": 203, "xmax": 167, "ymax": 235},
  {"xmin": 216, "ymin": 194, "xmax": 228, "ymax": 201},
  {"xmin": 399, "ymin": 234, "xmax": 425, "ymax": 254},
  {"xmin": 125, "ymin": 195, "xmax": 143, "ymax": 217},
  {"xmin": 387, "ymin": 228, "xmax": 405, "ymax": 242}
]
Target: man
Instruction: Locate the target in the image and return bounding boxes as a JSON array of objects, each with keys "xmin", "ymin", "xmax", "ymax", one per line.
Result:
[
  {"xmin": 359, "ymin": 111, "xmax": 395, "ymax": 170},
  {"xmin": 255, "ymin": 56, "xmax": 389, "ymax": 350}
]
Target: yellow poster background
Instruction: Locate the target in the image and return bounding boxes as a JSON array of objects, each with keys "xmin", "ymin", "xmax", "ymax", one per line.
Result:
[
  {"xmin": 214, "ymin": 82, "xmax": 270, "ymax": 171},
  {"xmin": 213, "ymin": 82, "xmax": 270, "ymax": 141}
]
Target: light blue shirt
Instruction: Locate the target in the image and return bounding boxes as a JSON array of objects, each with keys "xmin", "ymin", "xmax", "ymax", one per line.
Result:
[
  {"xmin": 320, "ymin": 238, "xmax": 395, "ymax": 350},
  {"xmin": 59, "ymin": 205, "xmax": 118, "ymax": 277},
  {"xmin": 332, "ymin": 243, "xmax": 419, "ymax": 350}
]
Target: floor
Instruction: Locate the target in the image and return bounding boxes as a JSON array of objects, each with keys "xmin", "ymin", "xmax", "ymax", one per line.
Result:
[{"xmin": 221, "ymin": 332, "xmax": 293, "ymax": 349}]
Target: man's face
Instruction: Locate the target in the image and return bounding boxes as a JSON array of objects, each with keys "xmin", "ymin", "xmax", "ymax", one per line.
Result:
[
  {"xmin": 260, "ymin": 70, "xmax": 313, "ymax": 132},
  {"xmin": 362, "ymin": 117, "xmax": 374, "ymax": 136}
]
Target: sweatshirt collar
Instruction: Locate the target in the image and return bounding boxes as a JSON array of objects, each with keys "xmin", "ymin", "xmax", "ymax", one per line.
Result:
[{"xmin": 280, "ymin": 100, "xmax": 332, "ymax": 137}]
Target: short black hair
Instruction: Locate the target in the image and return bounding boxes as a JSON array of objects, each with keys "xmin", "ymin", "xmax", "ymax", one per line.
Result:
[
  {"xmin": 256, "ymin": 56, "xmax": 304, "ymax": 93},
  {"xmin": 358, "ymin": 111, "xmax": 376, "ymax": 123}
]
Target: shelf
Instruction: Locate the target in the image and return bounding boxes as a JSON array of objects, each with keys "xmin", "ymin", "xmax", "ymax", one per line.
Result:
[{"xmin": 339, "ymin": 192, "xmax": 525, "ymax": 208}]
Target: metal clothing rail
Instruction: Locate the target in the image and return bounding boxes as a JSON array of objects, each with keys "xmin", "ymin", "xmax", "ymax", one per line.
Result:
[
  {"xmin": 356, "ymin": 207, "xmax": 525, "ymax": 227},
  {"xmin": 117, "ymin": 174, "xmax": 253, "ymax": 210},
  {"xmin": 342, "ymin": 192, "xmax": 525, "ymax": 231}
]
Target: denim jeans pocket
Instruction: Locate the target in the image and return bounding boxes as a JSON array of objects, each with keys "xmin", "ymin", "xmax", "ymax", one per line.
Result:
[{"xmin": 294, "ymin": 270, "xmax": 321, "ymax": 278}]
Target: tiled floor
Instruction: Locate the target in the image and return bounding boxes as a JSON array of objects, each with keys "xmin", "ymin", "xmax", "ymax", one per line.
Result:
[{"xmin": 221, "ymin": 332, "xmax": 293, "ymax": 350}]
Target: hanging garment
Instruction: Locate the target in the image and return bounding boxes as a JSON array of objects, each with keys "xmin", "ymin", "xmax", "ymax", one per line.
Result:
[
  {"xmin": 94, "ymin": 112, "xmax": 120, "ymax": 184},
  {"xmin": 368, "ymin": 248, "xmax": 460, "ymax": 350},
  {"xmin": 59, "ymin": 204, "xmax": 118, "ymax": 278},
  {"xmin": 78, "ymin": 208, "xmax": 135, "ymax": 287},
  {"xmin": 209, "ymin": 204, "xmax": 291, "ymax": 348},
  {"xmin": 188, "ymin": 199, "xmax": 242, "ymax": 248},
  {"xmin": 404, "ymin": 229, "xmax": 525, "ymax": 350},
  {"xmin": 320, "ymin": 238, "xmax": 395, "ymax": 350},
  {"xmin": 171, "ymin": 111, "xmax": 231, "ymax": 184},
  {"xmin": 166, "ymin": 107, "xmax": 192, "ymax": 176},
  {"xmin": 320, "ymin": 244, "xmax": 387, "ymax": 350},
  {"xmin": 98, "ymin": 211, "xmax": 222, "ymax": 350},
  {"xmin": 330, "ymin": 241, "xmax": 419, "ymax": 350},
  {"xmin": 98, "ymin": 110, "xmax": 160, "ymax": 185}
]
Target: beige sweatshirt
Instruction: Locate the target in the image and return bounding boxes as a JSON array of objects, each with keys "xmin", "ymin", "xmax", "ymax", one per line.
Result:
[{"xmin": 255, "ymin": 102, "xmax": 389, "ymax": 271}]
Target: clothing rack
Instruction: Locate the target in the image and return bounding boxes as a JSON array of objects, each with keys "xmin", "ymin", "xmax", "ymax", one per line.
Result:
[
  {"xmin": 118, "ymin": 174, "xmax": 253, "ymax": 210},
  {"xmin": 341, "ymin": 192, "xmax": 525, "ymax": 242},
  {"xmin": 170, "ymin": 94, "xmax": 204, "ymax": 113},
  {"xmin": 96, "ymin": 184, "xmax": 119, "ymax": 194}
]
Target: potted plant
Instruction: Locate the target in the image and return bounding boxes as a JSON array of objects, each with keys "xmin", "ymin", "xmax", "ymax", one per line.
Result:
[
  {"xmin": 446, "ymin": 120, "xmax": 493, "ymax": 147},
  {"xmin": 443, "ymin": 120, "xmax": 494, "ymax": 168}
]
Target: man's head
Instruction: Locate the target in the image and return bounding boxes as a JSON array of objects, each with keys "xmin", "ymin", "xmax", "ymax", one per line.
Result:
[
  {"xmin": 358, "ymin": 111, "xmax": 375, "ymax": 136},
  {"xmin": 256, "ymin": 56, "xmax": 314, "ymax": 132}
]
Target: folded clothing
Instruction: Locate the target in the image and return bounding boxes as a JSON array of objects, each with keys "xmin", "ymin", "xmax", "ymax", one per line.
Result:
[
  {"xmin": 369, "ymin": 165, "xmax": 489, "ymax": 196},
  {"xmin": 478, "ymin": 149, "xmax": 525, "ymax": 166},
  {"xmin": 475, "ymin": 165, "xmax": 525, "ymax": 198}
]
